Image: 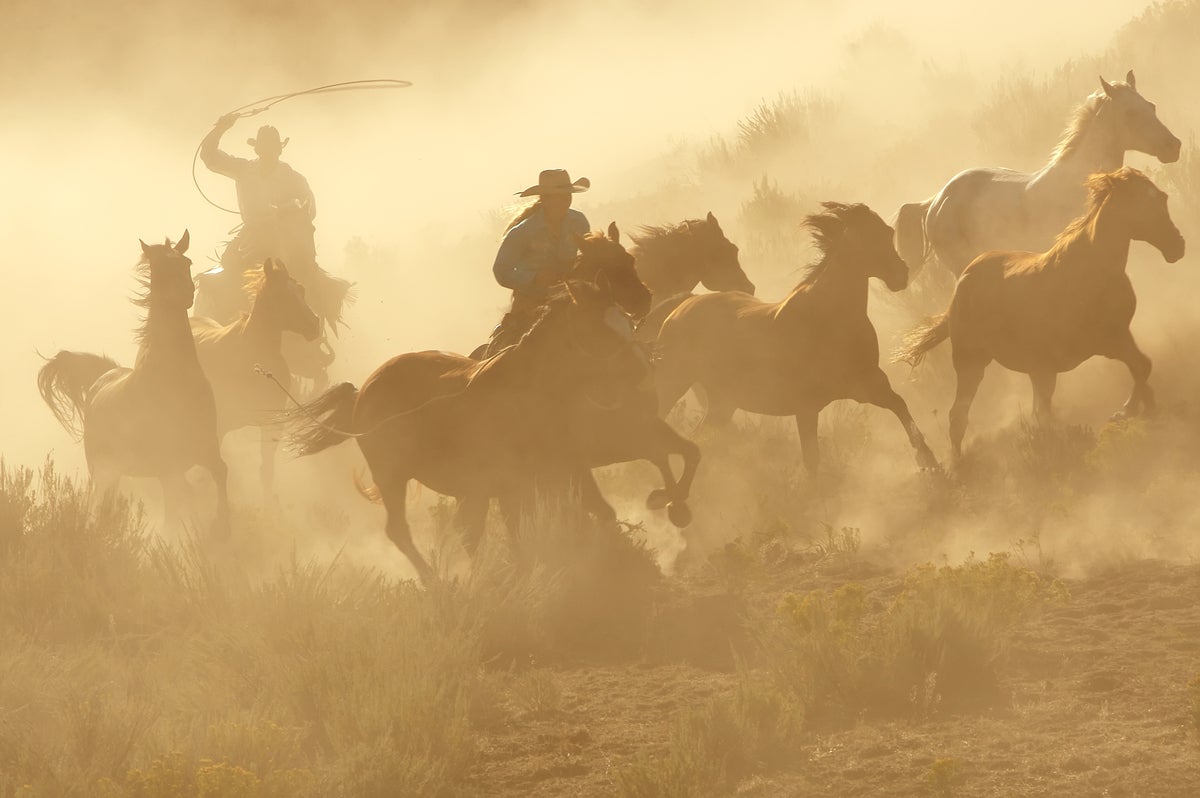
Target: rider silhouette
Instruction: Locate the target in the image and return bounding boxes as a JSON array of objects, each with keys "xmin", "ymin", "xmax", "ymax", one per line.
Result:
[{"xmin": 200, "ymin": 113, "xmax": 316, "ymax": 288}]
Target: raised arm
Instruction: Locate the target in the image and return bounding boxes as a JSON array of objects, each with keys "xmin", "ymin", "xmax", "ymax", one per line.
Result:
[{"xmin": 199, "ymin": 113, "xmax": 249, "ymax": 178}]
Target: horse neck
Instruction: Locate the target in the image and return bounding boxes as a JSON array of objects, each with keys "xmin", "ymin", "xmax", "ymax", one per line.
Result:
[
  {"xmin": 633, "ymin": 239, "xmax": 698, "ymax": 297},
  {"xmin": 136, "ymin": 296, "xmax": 201, "ymax": 373},
  {"xmin": 1055, "ymin": 195, "xmax": 1132, "ymax": 272},
  {"xmin": 243, "ymin": 293, "xmax": 283, "ymax": 351},
  {"xmin": 776, "ymin": 253, "xmax": 869, "ymax": 322},
  {"xmin": 1033, "ymin": 108, "xmax": 1124, "ymax": 195}
]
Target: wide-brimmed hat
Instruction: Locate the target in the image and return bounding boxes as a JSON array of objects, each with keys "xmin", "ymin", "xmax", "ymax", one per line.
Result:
[
  {"xmin": 248, "ymin": 125, "xmax": 289, "ymax": 150},
  {"xmin": 517, "ymin": 169, "xmax": 590, "ymax": 197}
]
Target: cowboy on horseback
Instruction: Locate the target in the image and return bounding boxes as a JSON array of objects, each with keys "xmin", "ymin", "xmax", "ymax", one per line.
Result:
[{"xmin": 197, "ymin": 113, "xmax": 317, "ymax": 319}]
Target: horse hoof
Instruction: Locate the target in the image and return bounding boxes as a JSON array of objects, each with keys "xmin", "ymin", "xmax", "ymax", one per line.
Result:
[
  {"xmin": 646, "ymin": 489, "xmax": 670, "ymax": 511},
  {"xmin": 667, "ymin": 501, "xmax": 693, "ymax": 528}
]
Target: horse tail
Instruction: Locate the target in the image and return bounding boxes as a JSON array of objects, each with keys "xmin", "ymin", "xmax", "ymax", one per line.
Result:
[
  {"xmin": 892, "ymin": 312, "xmax": 950, "ymax": 367},
  {"xmin": 635, "ymin": 292, "xmax": 694, "ymax": 342},
  {"xmin": 286, "ymin": 381, "xmax": 359, "ymax": 456},
  {"xmin": 36, "ymin": 350, "xmax": 119, "ymax": 439},
  {"xmin": 894, "ymin": 199, "xmax": 932, "ymax": 273}
]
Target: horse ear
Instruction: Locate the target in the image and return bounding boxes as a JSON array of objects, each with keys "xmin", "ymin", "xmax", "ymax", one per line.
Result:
[
  {"xmin": 1099, "ymin": 76, "xmax": 1116, "ymax": 97},
  {"xmin": 706, "ymin": 210, "xmax": 720, "ymax": 229},
  {"xmin": 607, "ymin": 221, "xmax": 620, "ymax": 242},
  {"xmin": 175, "ymin": 230, "xmax": 190, "ymax": 254},
  {"xmin": 1125, "ymin": 70, "xmax": 1136, "ymax": 91},
  {"xmin": 139, "ymin": 239, "xmax": 151, "ymax": 256}
]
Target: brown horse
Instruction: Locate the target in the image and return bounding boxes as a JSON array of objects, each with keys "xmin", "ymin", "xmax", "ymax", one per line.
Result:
[
  {"xmin": 191, "ymin": 257, "xmax": 320, "ymax": 497},
  {"xmin": 288, "ymin": 276, "xmax": 697, "ymax": 580},
  {"xmin": 473, "ymin": 222, "xmax": 651, "ymax": 358},
  {"xmin": 655, "ymin": 203, "xmax": 937, "ymax": 473},
  {"xmin": 38, "ymin": 233, "xmax": 230, "ymax": 535},
  {"xmin": 893, "ymin": 167, "xmax": 1185, "ymax": 459},
  {"xmin": 632, "ymin": 212, "xmax": 756, "ymax": 340}
]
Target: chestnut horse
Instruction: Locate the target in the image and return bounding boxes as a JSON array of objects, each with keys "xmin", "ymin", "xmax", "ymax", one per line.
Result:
[
  {"xmin": 191, "ymin": 257, "xmax": 320, "ymax": 497},
  {"xmin": 655, "ymin": 203, "xmax": 937, "ymax": 474},
  {"xmin": 288, "ymin": 277, "xmax": 698, "ymax": 580},
  {"xmin": 38, "ymin": 233, "xmax": 230, "ymax": 535},
  {"xmin": 895, "ymin": 72, "xmax": 1180, "ymax": 276},
  {"xmin": 894, "ymin": 168, "xmax": 1185, "ymax": 459},
  {"xmin": 632, "ymin": 212, "xmax": 756, "ymax": 341}
]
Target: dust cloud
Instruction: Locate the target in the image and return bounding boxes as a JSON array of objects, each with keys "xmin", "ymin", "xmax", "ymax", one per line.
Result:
[{"xmin": 4, "ymin": 0, "xmax": 1194, "ymax": 579}]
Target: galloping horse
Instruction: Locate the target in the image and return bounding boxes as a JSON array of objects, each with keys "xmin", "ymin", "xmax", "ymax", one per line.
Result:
[
  {"xmin": 191, "ymin": 257, "xmax": 320, "ymax": 497},
  {"xmin": 38, "ymin": 233, "xmax": 231, "ymax": 535},
  {"xmin": 655, "ymin": 203, "xmax": 937, "ymax": 474},
  {"xmin": 895, "ymin": 71, "xmax": 1181, "ymax": 276},
  {"xmin": 195, "ymin": 202, "xmax": 354, "ymax": 389},
  {"xmin": 631, "ymin": 212, "xmax": 756, "ymax": 340},
  {"xmin": 289, "ymin": 277, "xmax": 697, "ymax": 580},
  {"xmin": 894, "ymin": 168, "xmax": 1185, "ymax": 459},
  {"xmin": 473, "ymin": 222, "xmax": 651, "ymax": 358}
]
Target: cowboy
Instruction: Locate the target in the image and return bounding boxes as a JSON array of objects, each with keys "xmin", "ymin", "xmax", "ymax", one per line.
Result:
[
  {"xmin": 200, "ymin": 113, "xmax": 317, "ymax": 276},
  {"xmin": 492, "ymin": 169, "xmax": 591, "ymax": 313}
]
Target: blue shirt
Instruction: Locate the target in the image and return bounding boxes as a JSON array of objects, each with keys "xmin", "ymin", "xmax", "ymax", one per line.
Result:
[{"xmin": 492, "ymin": 207, "xmax": 590, "ymax": 291}]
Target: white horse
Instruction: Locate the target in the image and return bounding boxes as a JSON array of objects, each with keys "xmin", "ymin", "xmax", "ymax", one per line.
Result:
[{"xmin": 895, "ymin": 71, "xmax": 1181, "ymax": 276}]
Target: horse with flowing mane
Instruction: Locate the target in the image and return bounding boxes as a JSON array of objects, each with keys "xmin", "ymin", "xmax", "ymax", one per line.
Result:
[
  {"xmin": 472, "ymin": 222, "xmax": 651, "ymax": 359},
  {"xmin": 37, "ymin": 233, "xmax": 231, "ymax": 535},
  {"xmin": 194, "ymin": 202, "xmax": 354, "ymax": 388},
  {"xmin": 895, "ymin": 71, "xmax": 1181, "ymax": 276},
  {"xmin": 631, "ymin": 212, "xmax": 756, "ymax": 340},
  {"xmin": 288, "ymin": 276, "xmax": 698, "ymax": 580},
  {"xmin": 654, "ymin": 203, "xmax": 937, "ymax": 473},
  {"xmin": 191, "ymin": 257, "xmax": 320, "ymax": 497},
  {"xmin": 893, "ymin": 168, "xmax": 1184, "ymax": 459}
]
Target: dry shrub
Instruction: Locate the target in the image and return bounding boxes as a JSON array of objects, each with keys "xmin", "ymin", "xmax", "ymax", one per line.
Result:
[{"xmin": 771, "ymin": 553, "xmax": 1066, "ymax": 726}]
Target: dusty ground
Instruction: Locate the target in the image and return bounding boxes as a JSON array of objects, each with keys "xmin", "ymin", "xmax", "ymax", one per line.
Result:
[{"xmin": 468, "ymin": 556, "xmax": 1200, "ymax": 797}]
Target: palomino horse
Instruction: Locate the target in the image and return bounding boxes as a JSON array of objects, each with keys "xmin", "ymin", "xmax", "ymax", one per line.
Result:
[
  {"xmin": 191, "ymin": 257, "xmax": 320, "ymax": 497},
  {"xmin": 895, "ymin": 71, "xmax": 1181, "ymax": 276},
  {"xmin": 893, "ymin": 168, "xmax": 1185, "ymax": 459},
  {"xmin": 632, "ymin": 212, "xmax": 756, "ymax": 340},
  {"xmin": 655, "ymin": 203, "xmax": 937, "ymax": 474},
  {"xmin": 38, "ymin": 233, "xmax": 231, "ymax": 535},
  {"xmin": 288, "ymin": 276, "xmax": 698, "ymax": 581},
  {"xmin": 473, "ymin": 222, "xmax": 651, "ymax": 358},
  {"xmin": 195, "ymin": 201, "xmax": 354, "ymax": 389}
]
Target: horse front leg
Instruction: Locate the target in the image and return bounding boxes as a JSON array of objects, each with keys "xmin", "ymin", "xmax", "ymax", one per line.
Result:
[
  {"xmin": 949, "ymin": 354, "xmax": 988, "ymax": 461},
  {"xmin": 1029, "ymin": 371, "xmax": 1057, "ymax": 425},
  {"xmin": 794, "ymin": 405, "xmax": 821, "ymax": 475},
  {"xmin": 643, "ymin": 421, "xmax": 700, "ymax": 528},
  {"xmin": 859, "ymin": 368, "xmax": 939, "ymax": 470},
  {"xmin": 576, "ymin": 469, "xmax": 619, "ymax": 529},
  {"xmin": 206, "ymin": 452, "xmax": 231, "ymax": 540},
  {"xmin": 1105, "ymin": 330, "xmax": 1154, "ymax": 419}
]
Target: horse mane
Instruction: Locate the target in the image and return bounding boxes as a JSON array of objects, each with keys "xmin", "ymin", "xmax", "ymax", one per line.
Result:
[
  {"xmin": 1050, "ymin": 91, "xmax": 1106, "ymax": 162},
  {"xmin": 797, "ymin": 202, "xmax": 863, "ymax": 286},
  {"xmin": 630, "ymin": 219, "xmax": 705, "ymax": 255},
  {"xmin": 1049, "ymin": 167, "xmax": 1138, "ymax": 251}
]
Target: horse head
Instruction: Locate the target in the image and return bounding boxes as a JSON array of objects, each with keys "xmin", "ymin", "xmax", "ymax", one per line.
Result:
[
  {"xmin": 694, "ymin": 211, "xmax": 756, "ymax": 294},
  {"xmin": 250, "ymin": 257, "xmax": 322, "ymax": 340},
  {"xmin": 572, "ymin": 223, "xmax": 652, "ymax": 319},
  {"xmin": 1099, "ymin": 70, "xmax": 1181, "ymax": 164},
  {"xmin": 139, "ymin": 230, "xmax": 195, "ymax": 309},
  {"xmin": 1103, "ymin": 169, "xmax": 1186, "ymax": 264},
  {"xmin": 806, "ymin": 203, "xmax": 908, "ymax": 292}
]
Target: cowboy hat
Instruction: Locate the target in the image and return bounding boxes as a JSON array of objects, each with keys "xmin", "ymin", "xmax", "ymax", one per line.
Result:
[
  {"xmin": 517, "ymin": 169, "xmax": 590, "ymax": 197},
  {"xmin": 248, "ymin": 125, "xmax": 289, "ymax": 150}
]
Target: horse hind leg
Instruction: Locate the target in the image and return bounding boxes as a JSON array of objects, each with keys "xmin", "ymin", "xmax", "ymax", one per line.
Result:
[
  {"xmin": 454, "ymin": 495, "xmax": 490, "ymax": 558},
  {"xmin": 794, "ymin": 407, "xmax": 821, "ymax": 475},
  {"xmin": 377, "ymin": 478, "xmax": 433, "ymax": 582},
  {"xmin": 949, "ymin": 356, "xmax": 988, "ymax": 461}
]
